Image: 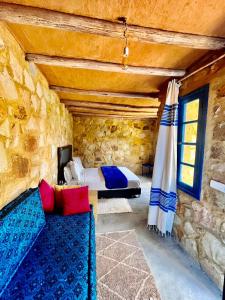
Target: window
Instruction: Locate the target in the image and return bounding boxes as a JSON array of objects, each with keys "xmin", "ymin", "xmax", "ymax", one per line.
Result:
[{"xmin": 177, "ymin": 85, "xmax": 209, "ymax": 200}]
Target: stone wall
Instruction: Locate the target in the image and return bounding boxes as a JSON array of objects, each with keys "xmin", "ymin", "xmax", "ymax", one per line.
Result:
[
  {"xmin": 0, "ymin": 22, "xmax": 73, "ymax": 209},
  {"xmin": 73, "ymin": 117, "xmax": 156, "ymax": 174},
  {"xmin": 173, "ymin": 67, "xmax": 225, "ymax": 290}
]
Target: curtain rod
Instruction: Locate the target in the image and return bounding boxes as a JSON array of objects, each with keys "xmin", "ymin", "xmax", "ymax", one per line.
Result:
[{"xmin": 178, "ymin": 52, "xmax": 225, "ymax": 83}]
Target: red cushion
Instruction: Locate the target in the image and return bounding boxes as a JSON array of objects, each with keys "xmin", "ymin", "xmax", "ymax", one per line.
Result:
[
  {"xmin": 54, "ymin": 185, "xmax": 81, "ymax": 212},
  {"xmin": 39, "ymin": 179, "xmax": 55, "ymax": 213},
  {"xmin": 61, "ymin": 186, "xmax": 91, "ymax": 216},
  {"xmin": 54, "ymin": 189, "xmax": 63, "ymax": 212}
]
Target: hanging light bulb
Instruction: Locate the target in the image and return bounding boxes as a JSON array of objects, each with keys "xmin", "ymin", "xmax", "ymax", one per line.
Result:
[
  {"xmin": 122, "ymin": 47, "xmax": 129, "ymax": 70},
  {"xmin": 123, "ymin": 45, "xmax": 129, "ymax": 57},
  {"xmin": 121, "ymin": 17, "xmax": 129, "ymax": 69}
]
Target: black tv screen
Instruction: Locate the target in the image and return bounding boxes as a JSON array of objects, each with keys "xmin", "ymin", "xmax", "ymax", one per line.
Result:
[{"xmin": 57, "ymin": 145, "xmax": 72, "ymax": 184}]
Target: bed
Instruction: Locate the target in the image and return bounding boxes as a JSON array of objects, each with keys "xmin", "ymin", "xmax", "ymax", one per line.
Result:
[{"xmin": 58, "ymin": 145, "xmax": 141, "ymax": 199}]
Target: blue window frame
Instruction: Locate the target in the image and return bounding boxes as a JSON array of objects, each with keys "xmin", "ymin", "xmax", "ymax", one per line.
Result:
[{"xmin": 177, "ymin": 85, "xmax": 209, "ymax": 200}]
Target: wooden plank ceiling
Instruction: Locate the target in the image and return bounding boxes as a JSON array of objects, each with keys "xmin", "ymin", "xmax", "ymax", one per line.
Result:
[{"xmin": 1, "ymin": 0, "xmax": 225, "ymax": 118}]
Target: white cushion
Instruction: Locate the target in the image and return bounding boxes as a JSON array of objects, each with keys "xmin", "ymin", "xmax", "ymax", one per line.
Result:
[
  {"xmin": 69, "ymin": 161, "xmax": 82, "ymax": 182},
  {"xmin": 72, "ymin": 157, "xmax": 84, "ymax": 171},
  {"xmin": 64, "ymin": 166, "xmax": 72, "ymax": 184}
]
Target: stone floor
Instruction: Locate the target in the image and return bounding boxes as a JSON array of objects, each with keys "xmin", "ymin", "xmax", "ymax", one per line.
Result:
[{"xmin": 96, "ymin": 176, "xmax": 222, "ymax": 300}]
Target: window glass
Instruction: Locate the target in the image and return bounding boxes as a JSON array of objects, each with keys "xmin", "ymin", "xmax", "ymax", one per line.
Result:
[
  {"xmin": 178, "ymin": 85, "xmax": 209, "ymax": 200},
  {"xmin": 181, "ymin": 145, "xmax": 196, "ymax": 165},
  {"xmin": 184, "ymin": 99, "xmax": 199, "ymax": 122},
  {"xmin": 183, "ymin": 123, "xmax": 198, "ymax": 143},
  {"xmin": 180, "ymin": 164, "xmax": 194, "ymax": 187}
]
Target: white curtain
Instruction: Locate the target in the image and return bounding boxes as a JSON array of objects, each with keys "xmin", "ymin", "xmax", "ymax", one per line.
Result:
[{"xmin": 148, "ymin": 80, "xmax": 180, "ymax": 235}]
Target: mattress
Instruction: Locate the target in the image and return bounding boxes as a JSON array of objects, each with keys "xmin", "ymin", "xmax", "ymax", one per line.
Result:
[{"xmin": 69, "ymin": 167, "xmax": 140, "ymax": 191}]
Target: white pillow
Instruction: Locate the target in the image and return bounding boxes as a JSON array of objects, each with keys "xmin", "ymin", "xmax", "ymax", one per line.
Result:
[
  {"xmin": 69, "ymin": 161, "xmax": 82, "ymax": 182},
  {"xmin": 64, "ymin": 166, "xmax": 72, "ymax": 184},
  {"xmin": 72, "ymin": 157, "xmax": 84, "ymax": 171}
]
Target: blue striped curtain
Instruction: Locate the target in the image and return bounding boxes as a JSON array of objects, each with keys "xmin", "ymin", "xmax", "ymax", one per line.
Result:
[{"xmin": 148, "ymin": 80, "xmax": 180, "ymax": 235}]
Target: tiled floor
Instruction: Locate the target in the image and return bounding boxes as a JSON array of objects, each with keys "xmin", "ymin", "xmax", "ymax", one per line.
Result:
[
  {"xmin": 96, "ymin": 176, "xmax": 222, "ymax": 300},
  {"xmin": 97, "ymin": 230, "xmax": 160, "ymax": 300}
]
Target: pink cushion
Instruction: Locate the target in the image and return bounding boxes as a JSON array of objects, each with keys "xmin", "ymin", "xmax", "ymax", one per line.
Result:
[
  {"xmin": 61, "ymin": 186, "xmax": 91, "ymax": 216},
  {"xmin": 39, "ymin": 179, "xmax": 55, "ymax": 213}
]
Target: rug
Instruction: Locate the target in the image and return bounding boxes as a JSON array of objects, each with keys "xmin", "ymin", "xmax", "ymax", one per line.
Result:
[
  {"xmin": 98, "ymin": 198, "xmax": 133, "ymax": 215},
  {"xmin": 96, "ymin": 230, "xmax": 161, "ymax": 300}
]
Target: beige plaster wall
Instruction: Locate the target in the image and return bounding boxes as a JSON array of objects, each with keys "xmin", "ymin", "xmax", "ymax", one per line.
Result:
[{"xmin": 0, "ymin": 22, "xmax": 73, "ymax": 209}]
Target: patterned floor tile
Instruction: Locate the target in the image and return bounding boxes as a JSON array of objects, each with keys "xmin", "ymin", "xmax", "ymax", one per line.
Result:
[
  {"xmin": 119, "ymin": 230, "xmax": 140, "ymax": 247},
  {"xmin": 96, "ymin": 235, "xmax": 115, "ymax": 253},
  {"xmin": 123, "ymin": 249, "xmax": 150, "ymax": 273},
  {"xmin": 102, "ymin": 230, "xmax": 131, "ymax": 241},
  {"xmin": 100, "ymin": 263, "xmax": 148, "ymax": 299},
  {"xmin": 97, "ymin": 255, "xmax": 117, "ymax": 279},
  {"xmin": 98, "ymin": 283, "xmax": 123, "ymax": 300},
  {"xmin": 101, "ymin": 241, "xmax": 137, "ymax": 262},
  {"xmin": 97, "ymin": 230, "xmax": 161, "ymax": 300},
  {"xmin": 136, "ymin": 275, "xmax": 161, "ymax": 300}
]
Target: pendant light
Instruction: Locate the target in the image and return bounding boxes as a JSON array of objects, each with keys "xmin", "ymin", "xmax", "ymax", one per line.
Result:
[{"xmin": 118, "ymin": 17, "xmax": 129, "ymax": 69}]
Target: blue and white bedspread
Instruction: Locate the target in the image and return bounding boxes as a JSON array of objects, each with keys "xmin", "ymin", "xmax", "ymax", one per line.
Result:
[{"xmin": 101, "ymin": 166, "xmax": 128, "ymax": 189}]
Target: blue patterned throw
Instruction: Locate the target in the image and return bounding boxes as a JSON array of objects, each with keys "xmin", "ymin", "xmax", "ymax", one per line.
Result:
[
  {"xmin": 1, "ymin": 208, "xmax": 96, "ymax": 299},
  {"xmin": 0, "ymin": 188, "xmax": 96, "ymax": 299},
  {"xmin": 0, "ymin": 188, "xmax": 46, "ymax": 297},
  {"xmin": 101, "ymin": 166, "xmax": 128, "ymax": 189}
]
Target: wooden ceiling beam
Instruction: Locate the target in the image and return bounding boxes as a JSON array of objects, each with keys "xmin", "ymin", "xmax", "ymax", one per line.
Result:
[
  {"xmin": 68, "ymin": 106, "xmax": 157, "ymax": 116},
  {"xmin": 60, "ymin": 97, "xmax": 160, "ymax": 108},
  {"xmin": 0, "ymin": 3, "xmax": 225, "ymax": 50},
  {"xmin": 61, "ymin": 99, "xmax": 159, "ymax": 112},
  {"xmin": 179, "ymin": 50, "xmax": 225, "ymax": 83},
  {"xmin": 179, "ymin": 50, "xmax": 225, "ymax": 95},
  {"xmin": 69, "ymin": 106, "xmax": 158, "ymax": 114},
  {"xmin": 26, "ymin": 54, "xmax": 185, "ymax": 77},
  {"xmin": 72, "ymin": 113, "xmax": 156, "ymax": 119},
  {"xmin": 51, "ymin": 85, "xmax": 159, "ymax": 100}
]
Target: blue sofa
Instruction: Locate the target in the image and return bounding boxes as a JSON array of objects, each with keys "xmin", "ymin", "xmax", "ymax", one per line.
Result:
[{"xmin": 0, "ymin": 188, "xmax": 96, "ymax": 299}]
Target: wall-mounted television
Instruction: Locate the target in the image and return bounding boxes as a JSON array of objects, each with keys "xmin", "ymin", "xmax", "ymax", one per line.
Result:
[{"xmin": 57, "ymin": 145, "xmax": 72, "ymax": 184}]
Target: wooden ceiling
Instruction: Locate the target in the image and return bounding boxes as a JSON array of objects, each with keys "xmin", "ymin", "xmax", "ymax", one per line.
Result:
[{"xmin": 1, "ymin": 0, "xmax": 225, "ymax": 118}]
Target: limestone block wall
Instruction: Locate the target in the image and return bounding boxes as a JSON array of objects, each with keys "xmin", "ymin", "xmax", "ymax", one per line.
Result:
[
  {"xmin": 73, "ymin": 117, "xmax": 156, "ymax": 174},
  {"xmin": 173, "ymin": 68, "xmax": 225, "ymax": 290},
  {"xmin": 0, "ymin": 23, "xmax": 73, "ymax": 209}
]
